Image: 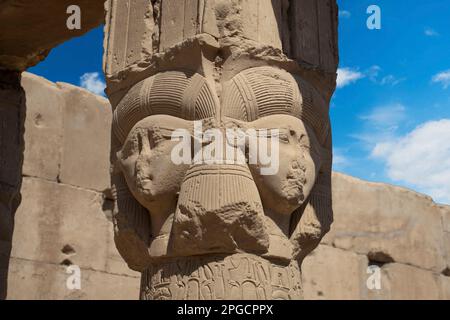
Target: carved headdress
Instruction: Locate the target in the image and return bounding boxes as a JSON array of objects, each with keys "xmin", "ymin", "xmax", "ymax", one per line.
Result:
[{"xmin": 105, "ymin": 0, "xmax": 337, "ymax": 273}]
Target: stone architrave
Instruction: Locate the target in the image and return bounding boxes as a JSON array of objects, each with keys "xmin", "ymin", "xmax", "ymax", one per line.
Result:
[{"xmin": 103, "ymin": 0, "xmax": 338, "ymax": 300}]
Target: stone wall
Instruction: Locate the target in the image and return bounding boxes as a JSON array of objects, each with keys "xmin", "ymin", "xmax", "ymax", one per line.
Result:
[
  {"xmin": 7, "ymin": 73, "xmax": 450, "ymax": 300},
  {"xmin": 0, "ymin": 0, "xmax": 106, "ymax": 300},
  {"xmin": 303, "ymin": 174, "xmax": 450, "ymax": 300},
  {"xmin": 7, "ymin": 73, "xmax": 140, "ymax": 300}
]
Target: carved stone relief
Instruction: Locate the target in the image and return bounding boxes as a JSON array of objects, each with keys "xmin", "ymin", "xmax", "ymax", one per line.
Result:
[{"xmin": 104, "ymin": 0, "xmax": 338, "ymax": 300}]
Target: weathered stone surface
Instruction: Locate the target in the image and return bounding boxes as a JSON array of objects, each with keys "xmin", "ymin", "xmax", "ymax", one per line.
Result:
[
  {"xmin": 441, "ymin": 206, "xmax": 450, "ymax": 273},
  {"xmin": 371, "ymin": 263, "xmax": 442, "ymax": 300},
  {"xmin": 5, "ymin": 0, "xmax": 447, "ymax": 301},
  {"xmin": 302, "ymin": 245, "xmax": 368, "ymax": 300},
  {"xmin": 11, "ymin": 178, "xmax": 109, "ymax": 271},
  {"xmin": 324, "ymin": 173, "xmax": 447, "ymax": 273},
  {"xmin": 0, "ymin": 71, "xmax": 25, "ymax": 188},
  {"xmin": 444, "ymin": 231, "xmax": 450, "ymax": 274},
  {"xmin": 21, "ymin": 73, "xmax": 63, "ymax": 181},
  {"xmin": 7, "ymin": 258, "xmax": 140, "ymax": 300},
  {"xmin": 302, "ymin": 245, "xmax": 450, "ymax": 300},
  {"xmin": 0, "ymin": 0, "xmax": 105, "ymax": 71},
  {"xmin": 58, "ymin": 83, "xmax": 112, "ymax": 192},
  {"xmin": 105, "ymin": 1, "xmax": 337, "ymax": 300},
  {"xmin": 5, "ymin": 74, "xmax": 138, "ymax": 299},
  {"xmin": 10, "ymin": 177, "xmax": 139, "ymax": 281},
  {"xmin": 442, "ymin": 206, "xmax": 450, "ymax": 232},
  {"xmin": 441, "ymin": 276, "xmax": 450, "ymax": 300},
  {"xmin": 142, "ymin": 254, "xmax": 302, "ymax": 300},
  {"xmin": 104, "ymin": 0, "xmax": 338, "ymax": 102},
  {"xmin": 0, "ymin": 70, "xmax": 25, "ymax": 300}
]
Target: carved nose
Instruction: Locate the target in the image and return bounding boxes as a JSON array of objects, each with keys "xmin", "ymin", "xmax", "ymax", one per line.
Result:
[{"xmin": 170, "ymin": 163, "xmax": 270, "ymax": 257}]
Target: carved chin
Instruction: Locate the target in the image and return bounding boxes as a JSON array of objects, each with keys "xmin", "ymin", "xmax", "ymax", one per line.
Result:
[
  {"xmin": 283, "ymin": 184, "xmax": 306, "ymax": 205},
  {"xmin": 283, "ymin": 172, "xmax": 308, "ymax": 205},
  {"xmin": 136, "ymin": 178, "xmax": 154, "ymax": 195}
]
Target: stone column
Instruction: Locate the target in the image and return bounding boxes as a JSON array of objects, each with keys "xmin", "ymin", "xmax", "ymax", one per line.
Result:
[
  {"xmin": 104, "ymin": 0, "xmax": 338, "ymax": 300},
  {"xmin": 0, "ymin": 70, "xmax": 25, "ymax": 300}
]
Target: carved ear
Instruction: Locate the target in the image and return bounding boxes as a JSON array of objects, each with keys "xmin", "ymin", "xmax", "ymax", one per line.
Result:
[
  {"xmin": 289, "ymin": 131, "xmax": 333, "ymax": 264},
  {"xmin": 111, "ymin": 136, "xmax": 152, "ymax": 272}
]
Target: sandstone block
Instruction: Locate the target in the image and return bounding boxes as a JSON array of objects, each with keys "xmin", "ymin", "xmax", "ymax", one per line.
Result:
[
  {"xmin": 440, "ymin": 206, "xmax": 450, "ymax": 273},
  {"xmin": 442, "ymin": 206, "xmax": 450, "ymax": 232},
  {"xmin": 370, "ymin": 263, "xmax": 442, "ymax": 300},
  {"xmin": 58, "ymin": 83, "xmax": 112, "ymax": 192},
  {"xmin": 11, "ymin": 178, "xmax": 110, "ymax": 272},
  {"xmin": 442, "ymin": 207, "xmax": 450, "ymax": 275},
  {"xmin": 7, "ymin": 258, "xmax": 140, "ymax": 300},
  {"xmin": 21, "ymin": 73, "xmax": 63, "ymax": 181},
  {"xmin": 440, "ymin": 276, "xmax": 450, "ymax": 300},
  {"xmin": 302, "ymin": 245, "xmax": 368, "ymax": 300},
  {"xmin": 325, "ymin": 173, "xmax": 447, "ymax": 273},
  {"xmin": 444, "ymin": 232, "xmax": 450, "ymax": 274}
]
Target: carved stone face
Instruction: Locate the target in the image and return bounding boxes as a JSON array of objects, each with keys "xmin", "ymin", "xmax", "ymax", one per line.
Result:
[
  {"xmin": 242, "ymin": 115, "xmax": 322, "ymax": 217},
  {"xmin": 116, "ymin": 112, "xmax": 322, "ymax": 259},
  {"xmin": 117, "ymin": 115, "xmax": 191, "ymax": 216},
  {"xmin": 112, "ymin": 67, "xmax": 332, "ymax": 263}
]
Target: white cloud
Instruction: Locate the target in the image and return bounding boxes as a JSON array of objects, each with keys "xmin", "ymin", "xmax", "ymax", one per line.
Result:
[
  {"xmin": 432, "ymin": 70, "xmax": 450, "ymax": 89},
  {"xmin": 333, "ymin": 148, "xmax": 350, "ymax": 171},
  {"xmin": 424, "ymin": 27, "xmax": 439, "ymax": 37},
  {"xmin": 337, "ymin": 68, "xmax": 364, "ymax": 88},
  {"xmin": 80, "ymin": 72, "xmax": 106, "ymax": 96},
  {"xmin": 353, "ymin": 104, "xmax": 407, "ymax": 147},
  {"xmin": 380, "ymin": 75, "xmax": 405, "ymax": 86},
  {"xmin": 337, "ymin": 66, "xmax": 404, "ymax": 89},
  {"xmin": 360, "ymin": 104, "xmax": 406, "ymax": 129},
  {"xmin": 367, "ymin": 65, "xmax": 405, "ymax": 86},
  {"xmin": 339, "ymin": 10, "xmax": 351, "ymax": 18},
  {"xmin": 372, "ymin": 119, "xmax": 450, "ymax": 204},
  {"xmin": 367, "ymin": 65, "xmax": 381, "ymax": 82}
]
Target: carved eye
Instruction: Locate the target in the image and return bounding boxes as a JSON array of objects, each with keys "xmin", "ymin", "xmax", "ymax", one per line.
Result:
[
  {"xmin": 279, "ymin": 133, "xmax": 290, "ymax": 143},
  {"xmin": 135, "ymin": 128, "xmax": 162, "ymax": 155},
  {"xmin": 119, "ymin": 138, "xmax": 135, "ymax": 160},
  {"xmin": 147, "ymin": 129, "xmax": 157, "ymax": 149},
  {"xmin": 137, "ymin": 131, "xmax": 144, "ymax": 154},
  {"xmin": 298, "ymin": 134, "xmax": 311, "ymax": 149}
]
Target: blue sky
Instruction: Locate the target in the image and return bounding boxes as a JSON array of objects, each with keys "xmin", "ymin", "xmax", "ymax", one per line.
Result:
[{"xmin": 29, "ymin": 0, "xmax": 450, "ymax": 204}]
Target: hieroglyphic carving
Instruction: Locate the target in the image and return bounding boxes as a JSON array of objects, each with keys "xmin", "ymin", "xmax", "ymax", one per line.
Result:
[
  {"xmin": 141, "ymin": 254, "xmax": 302, "ymax": 300},
  {"xmin": 104, "ymin": 0, "xmax": 338, "ymax": 300}
]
